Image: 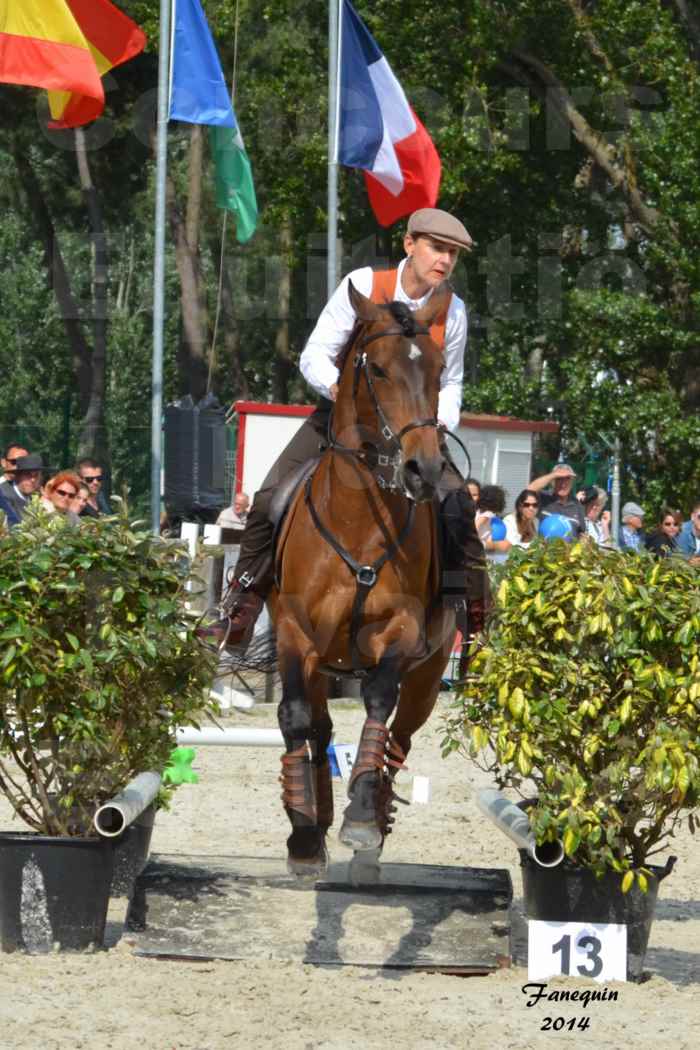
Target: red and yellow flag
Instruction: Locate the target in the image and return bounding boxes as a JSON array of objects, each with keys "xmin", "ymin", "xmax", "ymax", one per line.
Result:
[
  {"xmin": 0, "ymin": 0, "xmax": 145, "ymax": 129},
  {"xmin": 48, "ymin": 0, "xmax": 146, "ymax": 129}
]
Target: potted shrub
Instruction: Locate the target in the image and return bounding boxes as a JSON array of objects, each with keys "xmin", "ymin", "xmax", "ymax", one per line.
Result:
[
  {"xmin": 443, "ymin": 539, "xmax": 700, "ymax": 978},
  {"xmin": 0, "ymin": 501, "xmax": 216, "ymax": 951}
]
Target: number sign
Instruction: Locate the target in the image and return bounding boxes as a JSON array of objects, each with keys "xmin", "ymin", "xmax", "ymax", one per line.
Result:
[{"xmin": 528, "ymin": 920, "xmax": 627, "ymax": 983}]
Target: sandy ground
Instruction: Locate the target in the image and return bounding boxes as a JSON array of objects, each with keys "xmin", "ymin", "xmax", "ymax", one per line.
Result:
[{"xmin": 1, "ymin": 693, "xmax": 699, "ymax": 1050}]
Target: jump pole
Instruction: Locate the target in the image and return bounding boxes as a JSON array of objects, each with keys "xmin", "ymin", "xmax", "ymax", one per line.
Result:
[{"xmin": 176, "ymin": 727, "xmax": 284, "ymax": 747}]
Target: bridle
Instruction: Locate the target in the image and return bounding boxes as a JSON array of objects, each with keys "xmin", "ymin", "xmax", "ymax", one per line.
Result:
[
  {"xmin": 304, "ymin": 320, "xmax": 442, "ymax": 671},
  {"xmin": 328, "ymin": 323, "xmax": 441, "ymax": 493}
]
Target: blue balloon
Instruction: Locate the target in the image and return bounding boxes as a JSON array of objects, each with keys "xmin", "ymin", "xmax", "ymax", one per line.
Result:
[
  {"xmin": 539, "ymin": 514, "xmax": 573, "ymax": 540},
  {"xmin": 490, "ymin": 515, "xmax": 507, "ymax": 541}
]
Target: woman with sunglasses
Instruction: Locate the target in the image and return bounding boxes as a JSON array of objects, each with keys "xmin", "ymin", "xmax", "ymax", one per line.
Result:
[
  {"xmin": 503, "ymin": 490, "xmax": 540, "ymax": 550},
  {"xmin": 42, "ymin": 472, "xmax": 82, "ymax": 525},
  {"xmin": 644, "ymin": 508, "xmax": 683, "ymax": 558}
]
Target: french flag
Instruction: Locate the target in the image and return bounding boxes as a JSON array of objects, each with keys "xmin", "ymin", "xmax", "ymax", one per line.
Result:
[{"xmin": 337, "ymin": 1, "xmax": 441, "ymax": 226}]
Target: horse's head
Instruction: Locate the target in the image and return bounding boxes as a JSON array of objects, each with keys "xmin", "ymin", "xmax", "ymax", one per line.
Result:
[{"xmin": 335, "ymin": 281, "xmax": 451, "ymax": 503}]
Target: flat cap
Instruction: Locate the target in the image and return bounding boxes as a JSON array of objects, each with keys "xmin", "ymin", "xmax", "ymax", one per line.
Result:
[
  {"xmin": 622, "ymin": 501, "xmax": 645, "ymax": 519},
  {"xmin": 407, "ymin": 208, "xmax": 473, "ymax": 250},
  {"xmin": 14, "ymin": 453, "xmax": 45, "ymax": 472}
]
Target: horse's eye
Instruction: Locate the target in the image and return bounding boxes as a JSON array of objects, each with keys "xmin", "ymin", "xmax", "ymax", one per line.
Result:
[{"xmin": 370, "ymin": 363, "xmax": 387, "ymax": 379}]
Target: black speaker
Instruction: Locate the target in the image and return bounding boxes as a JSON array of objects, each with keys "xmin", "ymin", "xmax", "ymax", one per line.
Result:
[{"xmin": 164, "ymin": 393, "xmax": 227, "ymax": 515}]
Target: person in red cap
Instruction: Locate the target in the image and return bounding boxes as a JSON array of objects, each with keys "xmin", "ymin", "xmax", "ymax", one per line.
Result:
[{"xmin": 197, "ymin": 208, "xmax": 488, "ymax": 651}]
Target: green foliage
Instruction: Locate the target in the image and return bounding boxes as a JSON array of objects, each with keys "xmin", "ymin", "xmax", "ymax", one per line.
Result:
[
  {"xmin": 1, "ymin": 0, "xmax": 699, "ymax": 512},
  {"xmin": 443, "ymin": 541, "xmax": 700, "ymax": 883},
  {"xmin": 0, "ymin": 501, "xmax": 217, "ymax": 836}
]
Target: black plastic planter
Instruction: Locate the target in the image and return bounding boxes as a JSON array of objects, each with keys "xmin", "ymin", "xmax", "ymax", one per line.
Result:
[
  {"xmin": 519, "ymin": 852, "xmax": 676, "ymax": 981},
  {"xmin": 0, "ymin": 833, "xmax": 114, "ymax": 953},
  {"xmin": 110, "ymin": 804, "xmax": 156, "ymax": 898}
]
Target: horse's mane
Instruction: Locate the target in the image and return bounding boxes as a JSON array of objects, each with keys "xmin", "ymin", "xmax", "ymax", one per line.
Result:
[{"xmin": 334, "ymin": 301, "xmax": 425, "ymax": 375}]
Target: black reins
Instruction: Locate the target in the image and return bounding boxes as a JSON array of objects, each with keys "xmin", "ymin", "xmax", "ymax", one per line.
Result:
[{"xmin": 304, "ymin": 320, "xmax": 441, "ymax": 671}]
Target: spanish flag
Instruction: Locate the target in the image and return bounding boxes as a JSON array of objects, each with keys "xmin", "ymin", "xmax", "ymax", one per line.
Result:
[{"xmin": 0, "ymin": 0, "xmax": 145, "ymax": 129}]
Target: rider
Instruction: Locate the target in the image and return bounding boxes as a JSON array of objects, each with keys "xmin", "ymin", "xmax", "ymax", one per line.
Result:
[{"xmin": 198, "ymin": 207, "xmax": 489, "ymax": 650}]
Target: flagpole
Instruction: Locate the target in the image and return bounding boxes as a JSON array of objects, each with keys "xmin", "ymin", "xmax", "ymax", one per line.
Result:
[
  {"xmin": 151, "ymin": 0, "xmax": 172, "ymax": 534},
  {"xmin": 327, "ymin": 0, "xmax": 341, "ymax": 297}
]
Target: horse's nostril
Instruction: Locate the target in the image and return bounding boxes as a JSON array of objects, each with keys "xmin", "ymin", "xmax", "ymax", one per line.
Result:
[{"xmin": 404, "ymin": 459, "xmax": 421, "ymax": 479}]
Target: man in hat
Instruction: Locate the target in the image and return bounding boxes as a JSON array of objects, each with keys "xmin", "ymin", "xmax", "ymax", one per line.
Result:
[
  {"xmin": 529, "ymin": 463, "xmax": 587, "ymax": 538},
  {"xmin": 0, "ymin": 453, "xmax": 45, "ymax": 524},
  {"xmin": 619, "ymin": 501, "xmax": 646, "ymax": 553},
  {"xmin": 198, "ymin": 207, "xmax": 489, "ymax": 651}
]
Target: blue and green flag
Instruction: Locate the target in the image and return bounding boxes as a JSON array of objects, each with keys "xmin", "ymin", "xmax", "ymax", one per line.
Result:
[{"xmin": 169, "ymin": 0, "xmax": 258, "ymax": 243}]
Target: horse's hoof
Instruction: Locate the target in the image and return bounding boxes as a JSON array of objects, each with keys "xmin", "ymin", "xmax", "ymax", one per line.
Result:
[
  {"xmin": 338, "ymin": 817, "xmax": 383, "ymax": 851},
  {"xmin": 349, "ymin": 847, "xmax": 382, "ymax": 886},
  {"xmin": 286, "ymin": 844, "xmax": 329, "ymax": 880}
]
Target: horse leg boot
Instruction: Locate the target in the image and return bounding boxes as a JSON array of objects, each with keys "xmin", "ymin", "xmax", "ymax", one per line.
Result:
[
  {"xmin": 440, "ymin": 489, "xmax": 492, "ymax": 669},
  {"xmin": 278, "ymin": 672, "xmax": 331, "ymax": 877},
  {"xmin": 339, "ymin": 658, "xmax": 406, "ymax": 852}
]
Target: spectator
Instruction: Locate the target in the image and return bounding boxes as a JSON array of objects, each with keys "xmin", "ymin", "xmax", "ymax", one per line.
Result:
[
  {"xmin": 529, "ymin": 463, "xmax": 586, "ymax": 538},
  {"xmin": 503, "ymin": 489, "xmax": 540, "ymax": 550},
  {"xmin": 619, "ymin": 501, "xmax": 646, "ymax": 553},
  {"xmin": 645, "ymin": 508, "xmax": 682, "ymax": 558},
  {"xmin": 42, "ymin": 473, "xmax": 82, "ymax": 525},
  {"xmin": 76, "ymin": 458, "xmax": 110, "ymax": 517},
  {"xmin": 579, "ymin": 485, "xmax": 611, "ymax": 546},
  {"xmin": 0, "ymin": 442, "xmax": 28, "ymax": 485},
  {"xmin": 465, "ymin": 477, "xmax": 481, "ymax": 505},
  {"xmin": 677, "ymin": 502, "xmax": 700, "ymax": 566},
  {"xmin": 476, "ymin": 484, "xmax": 510, "ymax": 562},
  {"xmin": 69, "ymin": 482, "xmax": 90, "ymax": 517},
  {"xmin": 0, "ymin": 488, "xmax": 20, "ymax": 527},
  {"xmin": 217, "ymin": 491, "xmax": 250, "ymax": 530},
  {"xmin": 0, "ymin": 453, "xmax": 45, "ymax": 523}
]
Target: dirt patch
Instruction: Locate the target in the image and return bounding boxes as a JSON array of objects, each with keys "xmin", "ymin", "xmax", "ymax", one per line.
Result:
[{"xmin": 0, "ymin": 696, "xmax": 698, "ymax": 1050}]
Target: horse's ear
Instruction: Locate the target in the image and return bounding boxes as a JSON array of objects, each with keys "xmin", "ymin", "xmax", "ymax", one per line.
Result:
[
  {"xmin": 414, "ymin": 282, "xmax": 452, "ymax": 328},
  {"xmin": 347, "ymin": 279, "xmax": 385, "ymax": 320}
]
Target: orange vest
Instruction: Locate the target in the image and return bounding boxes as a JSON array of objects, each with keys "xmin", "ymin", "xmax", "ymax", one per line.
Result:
[{"xmin": 370, "ymin": 269, "xmax": 451, "ymax": 350}]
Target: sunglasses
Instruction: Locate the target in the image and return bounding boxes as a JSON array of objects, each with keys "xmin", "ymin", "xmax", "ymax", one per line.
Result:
[
  {"xmin": 55, "ymin": 488, "xmax": 77, "ymax": 499},
  {"xmin": 663, "ymin": 520, "xmax": 679, "ymax": 528},
  {"xmin": 521, "ymin": 502, "xmax": 538, "ymax": 508},
  {"xmin": 82, "ymin": 475, "xmax": 103, "ymax": 483}
]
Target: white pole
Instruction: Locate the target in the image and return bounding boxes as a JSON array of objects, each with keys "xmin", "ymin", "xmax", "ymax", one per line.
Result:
[
  {"xmin": 94, "ymin": 772, "xmax": 162, "ymax": 838},
  {"xmin": 179, "ymin": 521, "xmax": 200, "ymax": 559},
  {"xmin": 327, "ymin": 0, "xmax": 341, "ymax": 296},
  {"xmin": 611, "ymin": 438, "xmax": 621, "ymax": 546},
  {"xmin": 176, "ymin": 727, "xmax": 284, "ymax": 747},
  {"xmin": 151, "ymin": 0, "xmax": 172, "ymax": 534},
  {"xmin": 476, "ymin": 789, "xmax": 564, "ymax": 868}
]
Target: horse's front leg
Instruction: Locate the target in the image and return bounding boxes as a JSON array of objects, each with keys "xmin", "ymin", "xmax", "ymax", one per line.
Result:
[
  {"xmin": 338, "ymin": 654, "xmax": 405, "ymax": 851},
  {"xmin": 277, "ymin": 632, "xmax": 332, "ymax": 877}
]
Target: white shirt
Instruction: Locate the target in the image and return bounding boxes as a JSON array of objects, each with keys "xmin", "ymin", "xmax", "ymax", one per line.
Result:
[
  {"xmin": 299, "ymin": 259, "xmax": 467, "ymax": 432},
  {"xmin": 503, "ymin": 512, "xmax": 533, "ymax": 549}
]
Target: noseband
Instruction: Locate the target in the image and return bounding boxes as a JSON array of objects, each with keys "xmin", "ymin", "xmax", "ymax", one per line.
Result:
[
  {"xmin": 305, "ymin": 321, "xmax": 441, "ymax": 671},
  {"xmin": 329, "ymin": 323, "xmax": 441, "ymax": 492}
]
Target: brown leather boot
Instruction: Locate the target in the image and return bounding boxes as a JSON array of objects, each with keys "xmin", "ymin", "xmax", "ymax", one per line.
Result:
[{"xmin": 196, "ymin": 591, "xmax": 264, "ymax": 652}]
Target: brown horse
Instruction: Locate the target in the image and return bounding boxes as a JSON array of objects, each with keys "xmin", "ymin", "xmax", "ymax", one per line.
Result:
[{"xmin": 268, "ymin": 282, "xmax": 458, "ymax": 875}]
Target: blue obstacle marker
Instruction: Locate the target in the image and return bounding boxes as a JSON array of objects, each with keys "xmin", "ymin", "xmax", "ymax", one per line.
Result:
[
  {"xmin": 539, "ymin": 514, "xmax": 573, "ymax": 540},
  {"xmin": 490, "ymin": 515, "xmax": 507, "ymax": 541},
  {"xmin": 327, "ymin": 744, "xmax": 341, "ymax": 778}
]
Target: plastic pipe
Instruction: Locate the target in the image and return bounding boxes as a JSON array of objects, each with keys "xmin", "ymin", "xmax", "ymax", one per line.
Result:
[
  {"xmin": 477, "ymin": 788, "xmax": 564, "ymax": 868},
  {"xmin": 93, "ymin": 772, "xmax": 162, "ymax": 838},
  {"xmin": 175, "ymin": 727, "xmax": 284, "ymax": 747}
]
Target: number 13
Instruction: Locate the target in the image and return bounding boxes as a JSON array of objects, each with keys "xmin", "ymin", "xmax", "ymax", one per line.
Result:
[{"xmin": 552, "ymin": 932, "xmax": 603, "ymax": 978}]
